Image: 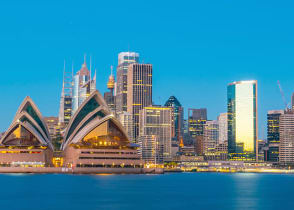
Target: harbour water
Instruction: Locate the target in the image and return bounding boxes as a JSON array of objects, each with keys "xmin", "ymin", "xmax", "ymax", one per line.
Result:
[{"xmin": 2, "ymin": 172, "xmax": 294, "ymax": 210}]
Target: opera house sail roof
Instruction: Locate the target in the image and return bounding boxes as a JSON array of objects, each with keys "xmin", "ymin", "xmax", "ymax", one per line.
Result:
[
  {"xmin": 61, "ymin": 90, "xmax": 132, "ymax": 150},
  {"xmin": 61, "ymin": 90, "xmax": 143, "ymax": 172},
  {"xmin": 0, "ymin": 97, "xmax": 54, "ymax": 167},
  {"xmin": 0, "ymin": 97, "xmax": 53, "ymax": 150}
]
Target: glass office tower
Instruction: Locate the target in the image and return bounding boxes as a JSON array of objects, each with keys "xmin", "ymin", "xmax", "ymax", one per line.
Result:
[{"xmin": 227, "ymin": 80, "xmax": 257, "ymax": 161}]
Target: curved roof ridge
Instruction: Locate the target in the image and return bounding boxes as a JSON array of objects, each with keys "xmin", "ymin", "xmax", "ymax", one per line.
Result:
[
  {"xmin": 16, "ymin": 111, "xmax": 49, "ymax": 143},
  {"xmin": 62, "ymin": 115, "xmax": 130, "ymax": 150},
  {"xmin": 1, "ymin": 121, "xmax": 47, "ymax": 146},
  {"xmin": 61, "ymin": 105, "xmax": 108, "ymax": 149},
  {"xmin": 12, "ymin": 96, "xmax": 50, "ymax": 140},
  {"xmin": 64, "ymin": 90, "xmax": 110, "ymax": 140}
]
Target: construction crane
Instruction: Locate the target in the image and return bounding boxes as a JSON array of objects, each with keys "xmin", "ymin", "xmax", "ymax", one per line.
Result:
[{"xmin": 277, "ymin": 80, "xmax": 290, "ymax": 110}]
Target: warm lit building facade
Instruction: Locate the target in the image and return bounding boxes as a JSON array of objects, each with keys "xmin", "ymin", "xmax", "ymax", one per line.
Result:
[
  {"xmin": 188, "ymin": 108, "xmax": 207, "ymax": 155},
  {"xmin": 217, "ymin": 113, "xmax": 228, "ymax": 145},
  {"xmin": 44, "ymin": 117, "xmax": 59, "ymax": 140},
  {"xmin": 61, "ymin": 91, "xmax": 143, "ymax": 173},
  {"xmin": 0, "ymin": 97, "xmax": 54, "ymax": 167},
  {"xmin": 279, "ymin": 110, "xmax": 294, "ymax": 164},
  {"xmin": 116, "ymin": 52, "xmax": 139, "ymax": 114},
  {"xmin": 227, "ymin": 80, "xmax": 258, "ymax": 161},
  {"xmin": 118, "ymin": 112, "xmax": 134, "ymax": 143},
  {"xmin": 138, "ymin": 106, "xmax": 173, "ymax": 163},
  {"xmin": 203, "ymin": 120, "xmax": 219, "ymax": 158},
  {"xmin": 267, "ymin": 110, "xmax": 284, "ymax": 162},
  {"xmin": 127, "ymin": 63, "xmax": 153, "ymax": 141}
]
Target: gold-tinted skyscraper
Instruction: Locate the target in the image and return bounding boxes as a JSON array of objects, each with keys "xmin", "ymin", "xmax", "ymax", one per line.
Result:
[
  {"xmin": 127, "ymin": 63, "xmax": 152, "ymax": 141},
  {"xmin": 228, "ymin": 80, "xmax": 258, "ymax": 161}
]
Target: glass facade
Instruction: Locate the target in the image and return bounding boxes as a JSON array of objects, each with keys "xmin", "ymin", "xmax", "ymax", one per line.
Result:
[
  {"xmin": 116, "ymin": 52, "xmax": 139, "ymax": 114},
  {"xmin": 228, "ymin": 80, "xmax": 257, "ymax": 161},
  {"xmin": 3, "ymin": 125, "xmax": 40, "ymax": 146},
  {"xmin": 267, "ymin": 110, "xmax": 283, "ymax": 162},
  {"xmin": 165, "ymin": 96, "xmax": 183, "ymax": 142}
]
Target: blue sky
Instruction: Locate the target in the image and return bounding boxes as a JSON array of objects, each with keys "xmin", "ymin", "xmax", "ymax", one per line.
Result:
[{"xmin": 0, "ymin": 0, "xmax": 294, "ymax": 139}]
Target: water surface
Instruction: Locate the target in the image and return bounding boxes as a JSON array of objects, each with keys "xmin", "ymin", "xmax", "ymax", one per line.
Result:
[{"xmin": 0, "ymin": 173, "xmax": 293, "ymax": 210}]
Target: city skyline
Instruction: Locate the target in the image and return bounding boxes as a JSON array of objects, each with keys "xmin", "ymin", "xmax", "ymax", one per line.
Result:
[{"xmin": 1, "ymin": 0, "xmax": 294, "ymax": 138}]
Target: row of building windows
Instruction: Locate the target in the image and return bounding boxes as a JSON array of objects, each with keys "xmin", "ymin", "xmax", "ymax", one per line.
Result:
[
  {"xmin": 79, "ymin": 157, "xmax": 140, "ymax": 160},
  {"xmin": 0, "ymin": 151, "xmax": 41, "ymax": 154},
  {"xmin": 76, "ymin": 164, "xmax": 143, "ymax": 168},
  {"xmin": 81, "ymin": 151, "xmax": 136, "ymax": 155}
]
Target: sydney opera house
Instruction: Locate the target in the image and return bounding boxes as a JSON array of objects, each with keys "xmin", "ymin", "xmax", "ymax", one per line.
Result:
[
  {"xmin": 0, "ymin": 91, "xmax": 148, "ymax": 174},
  {"xmin": 0, "ymin": 97, "xmax": 54, "ymax": 168},
  {"xmin": 61, "ymin": 91, "xmax": 144, "ymax": 173}
]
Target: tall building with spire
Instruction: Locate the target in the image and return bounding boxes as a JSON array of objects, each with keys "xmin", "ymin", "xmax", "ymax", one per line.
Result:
[
  {"xmin": 58, "ymin": 62, "xmax": 73, "ymax": 125},
  {"xmin": 104, "ymin": 66, "xmax": 116, "ymax": 114},
  {"xmin": 72, "ymin": 57, "xmax": 96, "ymax": 114},
  {"xmin": 116, "ymin": 52, "xmax": 139, "ymax": 114}
]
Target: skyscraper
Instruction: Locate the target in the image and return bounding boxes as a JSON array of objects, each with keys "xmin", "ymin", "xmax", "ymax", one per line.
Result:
[
  {"xmin": 138, "ymin": 106, "xmax": 173, "ymax": 163},
  {"xmin": 118, "ymin": 112, "xmax": 134, "ymax": 143},
  {"xmin": 58, "ymin": 62, "xmax": 73, "ymax": 125},
  {"xmin": 217, "ymin": 113, "xmax": 228, "ymax": 145},
  {"xmin": 227, "ymin": 80, "xmax": 258, "ymax": 161},
  {"xmin": 267, "ymin": 110, "xmax": 284, "ymax": 162},
  {"xmin": 127, "ymin": 63, "xmax": 152, "ymax": 140},
  {"xmin": 279, "ymin": 110, "xmax": 294, "ymax": 164},
  {"xmin": 116, "ymin": 52, "xmax": 139, "ymax": 114},
  {"xmin": 72, "ymin": 58, "xmax": 96, "ymax": 114},
  {"xmin": 203, "ymin": 120, "xmax": 219, "ymax": 159},
  {"xmin": 188, "ymin": 108, "xmax": 207, "ymax": 155},
  {"xmin": 165, "ymin": 96, "xmax": 184, "ymax": 143},
  {"xmin": 216, "ymin": 113, "xmax": 228, "ymax": 160},
  {"xmin": 188, "ymin": 108, "xmax": 207, "ymax": 137}
]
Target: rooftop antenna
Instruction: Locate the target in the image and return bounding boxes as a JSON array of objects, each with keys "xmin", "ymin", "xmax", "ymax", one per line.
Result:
[
  {"xmin": 71, "ymin": 61, "xmax": 74, "ymax": 77},
  {"xmin": 277, "ymin": 80, "xmax": 289, "ymax": 110},
  {"xmin": 84, "ymin": 54, "xmax": 87, "ymax": 64},
  {"xmin": 90, "ymin": 55, "xmax": 92, "ymax": 80}
]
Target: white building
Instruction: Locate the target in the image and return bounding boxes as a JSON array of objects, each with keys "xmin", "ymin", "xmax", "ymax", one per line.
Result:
[
  {"xmin": 138, "ymin": 106, "xmax": 172, "ymax": 163},
  {"xmin": 118, "ymin": 112, "xmax": 134, "ymax": 143},
  {"xmin": 279, "ymin": 111, "xmax": 294, "ymax": 163}
]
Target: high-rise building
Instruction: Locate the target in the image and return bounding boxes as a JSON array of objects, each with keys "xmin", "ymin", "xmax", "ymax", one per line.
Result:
[
  {"xmin": 217, "ymin": 113, "xmax": 228, "ymax": 145},
  {"xmin": 118, "ymin": 112, "xmax": 134, "ymax": 143},
  {"xmin": 138, "ymin": 135, "xmax": 158, "ymax": 164},
  {"xmin": 58, "ymin": 62, "xmax": 73, "ymax": 125},
  {"xmin": 44, "ymin": 117, "xmax": 59, "ymax": 140},
  {"xmin": 188, "ymin": 108, "xmax": 207, "ymax": 155},
  {"xmin": 127, "ymin": 63, "xmax": 152, "ymax": 140},
  {"xmin": 267, "ymin": 110, "xmax": 284, "ymax": 162},
  {"xmin": 165, "ymin": 96, "xmax": 184, "ymax": 143},
  {"xmin": 116, "ymin": 52, "xmax": 139, "ymax": 114},
  {"xmin": 227, "ymin": 80, "xmax": 258, "ymax": 161},
  {"xmin": 72, "ymin": 59, "xmax": 96, "ymax": 115},
  {"xmin": 203, "ymin": 120, "xmax": 219, "ymax": 156},
  {"xmin": 104, "ymin": 66, "xmax": 116, "ymax": 114},
  {"xmin": 188, "ymin": 108, "xmax": 207, "ymax": 137},
  {"xmin": 138, "ymin": 106, "xmax": 173, "ymax": 163},
  {"xmin": 279, "ymin": 110, "xmax": 294, "ymax": 164}
]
